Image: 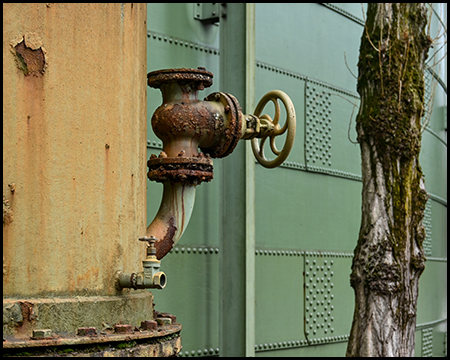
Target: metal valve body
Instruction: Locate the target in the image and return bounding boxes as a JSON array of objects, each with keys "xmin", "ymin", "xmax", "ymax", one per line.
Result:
[{"xmin": 147, "ymin": 67, "xmax": 243, "ymax": 184}]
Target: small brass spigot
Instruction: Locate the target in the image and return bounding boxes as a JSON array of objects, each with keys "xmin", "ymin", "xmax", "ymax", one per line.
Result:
[{"xmin": 115, "ymin": 236, "xmax": 167, "ymax": 290}]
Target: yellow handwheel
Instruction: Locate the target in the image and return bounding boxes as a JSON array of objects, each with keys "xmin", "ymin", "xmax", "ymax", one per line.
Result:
[{"xmin": 251, "ymin": 90, "xmax": 296, "ymax": 168}]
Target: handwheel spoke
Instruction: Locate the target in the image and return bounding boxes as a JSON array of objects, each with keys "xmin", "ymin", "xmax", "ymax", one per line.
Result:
[
  {"xmin": 259, "ymin": 136, "xmax": 267, "ymax": 157},
  {"xmin": 270, "ymin": 135, "xmax": 281, "ymax": 155},
  {"xmin": 271, "ymin": 98, "xmax": 281, "ymax": 126}
]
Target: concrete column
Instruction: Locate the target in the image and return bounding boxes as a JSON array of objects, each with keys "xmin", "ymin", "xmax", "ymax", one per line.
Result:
[{"xmin": 3, "ymin": 3, "xmax": 153, "ymax": 337}]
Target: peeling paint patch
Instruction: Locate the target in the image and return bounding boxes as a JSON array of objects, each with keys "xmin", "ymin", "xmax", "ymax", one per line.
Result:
[
  {"xmin": 3, "ymin": 196, "xmax": 14, "ymax": 225},
  {"xmin": 12, "ymin": 33, "xmax": 46, "ymax": 76}
]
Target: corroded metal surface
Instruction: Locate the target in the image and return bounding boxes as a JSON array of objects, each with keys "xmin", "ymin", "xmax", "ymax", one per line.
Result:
[
  {"xmin": 202, "ymin": 92, "xmax": 242, "ymax": 158},
  {"xmin": 146, "ymin": 183, "xmax": 196, "ymax": 260},
  {"xmin": 3, "ymin": 324, "xmax": 182, "ymax": 349},
  {"xmin": 147, "ymin": 152, "xmax": 213, "ymax": 184},
  {"xmin": 4, "ymin": 335, "xmax": 181, "ymax": 357},
  {"xmin": 148, "ymin": 67, "xmax": 213, "ymax": 89},
  {"xmin": 146, "ymin": 68, "xmax": 244, "ymax": 261}
]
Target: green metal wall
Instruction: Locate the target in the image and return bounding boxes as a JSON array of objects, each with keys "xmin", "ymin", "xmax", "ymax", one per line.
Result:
[{"xmin": 146, "ymin": 3, "xmax": 447, "ymax": 357}]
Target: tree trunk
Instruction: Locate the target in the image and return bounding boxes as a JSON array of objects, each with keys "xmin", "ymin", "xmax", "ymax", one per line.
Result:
[{"xmin": 346, "ymin": 4, "xmax": 431, "ymax": 357}]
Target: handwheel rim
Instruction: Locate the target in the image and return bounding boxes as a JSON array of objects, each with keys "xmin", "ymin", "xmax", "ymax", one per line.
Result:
[{"xmin": 251, "ymin": 90, "xmax": 296, "ymax": 168}]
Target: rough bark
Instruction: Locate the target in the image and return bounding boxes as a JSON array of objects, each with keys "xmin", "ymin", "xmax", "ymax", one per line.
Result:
[{"xmin": 346, "ymin": 4, "xmax": 431, "ymax": 357}]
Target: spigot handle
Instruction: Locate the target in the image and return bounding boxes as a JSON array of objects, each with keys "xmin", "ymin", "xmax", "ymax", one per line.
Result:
[
  {"xmin": 250, "ymin": 90, "xmax": 296, "ymax": 168},
  {"xmin": 139, "ymin": 236, "xmax": 158, "ymax": 257}
]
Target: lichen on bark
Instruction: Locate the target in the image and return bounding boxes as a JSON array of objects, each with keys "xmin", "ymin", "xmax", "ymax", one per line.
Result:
[{"xmin": 347, "ymin": 3, "xmax": 431, "ymax": 357}]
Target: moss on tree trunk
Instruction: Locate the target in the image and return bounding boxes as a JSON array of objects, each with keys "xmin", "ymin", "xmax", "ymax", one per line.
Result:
[{"xmin": 346, "ymin": 3, "xmax": 431, "ymax": 357}]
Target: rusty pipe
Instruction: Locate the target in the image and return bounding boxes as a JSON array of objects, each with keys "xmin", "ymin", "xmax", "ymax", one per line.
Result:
[
  {"xmin": 146, "ymin": 182, "xmax": 196, "ymax": 260},
  {"xmin": 145, "ymin": 68, "xmax": 296, "ymax": 260},
  {"xmin": 116, "ymin": 67, "xmax": 296, "ymax": 290},
  {"xmin": 145, "ymin": 68, "xmax": 243, "ymax": 260}
]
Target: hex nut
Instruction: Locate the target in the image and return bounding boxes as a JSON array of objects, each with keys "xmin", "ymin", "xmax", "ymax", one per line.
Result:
[
  {"xmin": 32, "ymin": 329, "xmax": 52, "ymax": 339},
  {"xmin": 77, "ymin": 327, "xmax": 97, "ymax": 336},
  {"xmin": 140, "ymin": 320, "xmax": 157, "ymax": 331},
  {"xmin": 156, "ymin": 317, "xmax": 171, "ymax": 326},
  {"xmin": 157, "ymin": 312, "xmax": 177, "ymax": 324},
  {"xmin": 114, "ymin": 324, "xmax": 133, "ymax": 334}
]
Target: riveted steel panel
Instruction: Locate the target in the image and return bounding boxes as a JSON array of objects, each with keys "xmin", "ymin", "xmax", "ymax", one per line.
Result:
[
  {"xmin": 428, "ymin": 201, "xmax": 447, "ymax": 258},
  {"xmin": 303, "ymin": 252, "xmax": 354, "ymax": 343},
  {"xmin": 305, "ymin": 83, "xmax": 333, "ymax": 169},
  {"xmin": 255, "ymin": 167, "xmax": 362, "ymax": 253},
  {"xmin": 416, "ymin": 260, "xmax": 447, "ymax": 324},
  {"xmin": 255, "ymin": 3, "xmax": 362, "ymax": 93},
  {"xmin": 145, "ymin": 3, "xmax": 447, "ymax": 357},
  {"xmin": 422, "ymin": 328, "xmax": 434, "ymax": 357},
  {"xmin": 151, "ymin": 247, "xmax": 220, "ymax": 357},
  {"xmin": 255, "ymin": 250, "xmax": 304, "ymax": 346}
]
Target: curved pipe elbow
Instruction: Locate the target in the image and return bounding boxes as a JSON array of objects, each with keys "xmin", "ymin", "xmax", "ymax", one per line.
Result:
[{"xmin": 147, "ymin": 182, "xmax": 196, "ymax": 260}]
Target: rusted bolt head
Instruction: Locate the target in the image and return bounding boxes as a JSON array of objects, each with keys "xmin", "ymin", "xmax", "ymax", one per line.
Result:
[
  {"xmin": 156, "ymin": 317, "xmax": 171, "ymax": 326},
  {"xmin": 77, "ymin": 327, "xmax": 97, "ymax": 337},
  {"xmin": 32, "ymin": 329, "xmax": 52, "ymax": 339},
  {"xmin": 157, "ymin": 312, "xmax": 177, "ymax": 324},
  {"xmin": 140, "ymin": 320, "xmax": 157, "ymax": 331},
  {"xmin": 114, "ymin": 324, "xmax": 133, "ymax": 334}
]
